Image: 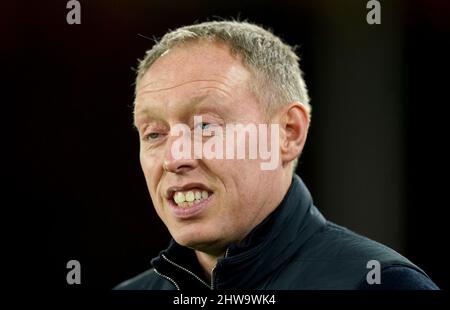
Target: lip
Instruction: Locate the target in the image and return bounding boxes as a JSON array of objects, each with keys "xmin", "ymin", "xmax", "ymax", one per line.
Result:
[
  {"xmin": 164, "ymin": 182, "xmax": 214, "ymax": 219},
  {"xmin": 167, "ymin": 193, "xmax": 213, "ymax": 219}
]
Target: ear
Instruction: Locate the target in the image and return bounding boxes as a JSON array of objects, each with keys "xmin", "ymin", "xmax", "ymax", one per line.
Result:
[{"xmin": 278, "ymin": 103, "xmax": 310, "ymax": 167}]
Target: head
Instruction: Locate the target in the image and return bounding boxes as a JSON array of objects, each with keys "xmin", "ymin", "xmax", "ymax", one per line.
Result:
[{"xmin": 133, "ymin": 21, "xmax": 311, "ymax": 255}]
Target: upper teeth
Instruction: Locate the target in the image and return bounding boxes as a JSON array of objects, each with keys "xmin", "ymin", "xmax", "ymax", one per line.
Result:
[{"xmin": 173, "ymin": 190, "xmax": 209, "ymax": 207}]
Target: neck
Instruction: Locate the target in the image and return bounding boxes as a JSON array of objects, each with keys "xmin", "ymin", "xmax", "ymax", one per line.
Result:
[{"xmin": 193, "ymin": 173, "xmax": 294, "ymax": 282}]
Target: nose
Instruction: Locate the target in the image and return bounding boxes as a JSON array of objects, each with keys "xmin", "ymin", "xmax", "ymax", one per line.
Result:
[{"xmin": 163, "ymin": 133, "xmax": 199, "ymax": 174}]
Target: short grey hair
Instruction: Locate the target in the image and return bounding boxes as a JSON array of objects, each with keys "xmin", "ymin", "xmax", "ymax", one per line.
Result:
[{"xmin": 135, "ymin": 20, "xmax": 311, "ymax": 117}]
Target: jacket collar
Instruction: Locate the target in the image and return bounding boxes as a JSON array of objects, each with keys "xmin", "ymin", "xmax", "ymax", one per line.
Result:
[{"xmin": 151, "ymin": 174, "xmax": 326, "ymax": 289}]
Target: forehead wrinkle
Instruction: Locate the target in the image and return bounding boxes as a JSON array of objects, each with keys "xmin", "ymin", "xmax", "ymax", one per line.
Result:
[
  {"xmin": 137, "ymin": 79, "xmax": 233, "ymax": 96},
  {"xmin": 197, "ymin": 86, "xmax": 232, "ymax": 99},
  {"xmin": 135, "ymin": 82, "xmax": 233, "ymax": 113},
  {"xmin": 133, "ymin": 78, "xmax": 241, "ymax": 129},
  {"xmin": 134, "ymin": 93, "xmax": 209, "ymax": 126}
]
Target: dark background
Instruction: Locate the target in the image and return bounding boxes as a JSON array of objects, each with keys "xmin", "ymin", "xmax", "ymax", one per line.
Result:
[{"xmin": 5, "ymin": 0, "xmax": 449, "ymax": 290}]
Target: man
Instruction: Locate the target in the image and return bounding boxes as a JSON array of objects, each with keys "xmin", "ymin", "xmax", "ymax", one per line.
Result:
[{"xmin": 116, "ymin": 21, "xmax": 438, "ymax": 290}]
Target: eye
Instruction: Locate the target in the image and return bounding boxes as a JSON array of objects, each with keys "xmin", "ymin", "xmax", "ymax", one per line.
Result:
[
  {"xmin": 145, "ymin": 132, "xmax": 161, "ymax": 140},
  {"xmin": 195, "ymin": 122, "xmax": 212, "ymax": 131},
  {"xmin": 201, "ymin": 122, "xmax": 211, "ymax": 130}
]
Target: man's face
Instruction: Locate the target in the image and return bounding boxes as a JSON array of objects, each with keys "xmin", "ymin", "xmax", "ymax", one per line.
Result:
[{"xmin": 134, "ymin": 41, "xmax": 283, "ymax": 253}]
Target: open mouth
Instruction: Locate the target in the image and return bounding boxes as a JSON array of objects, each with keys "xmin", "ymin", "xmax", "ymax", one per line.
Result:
[
  {"xmin": 165, "ymin": 184, "xmax": 214, "ymax": 218},
  {"xmin": 171, "ymin": 189, "xmax": 211, "ymax": 208}
]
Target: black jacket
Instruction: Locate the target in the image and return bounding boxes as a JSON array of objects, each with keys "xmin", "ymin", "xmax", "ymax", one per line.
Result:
[{"xmin": 115, "ymin": 175, "xmax": 438, "ymax": 290}]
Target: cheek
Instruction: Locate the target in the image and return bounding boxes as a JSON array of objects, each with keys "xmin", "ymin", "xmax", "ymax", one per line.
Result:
[
  {"xmin": 209, "ymin": 160, "xmax": 262, "ymax": 209},
  {"xmin": 140, "ymin": 148, "xmax": 159, "ymax": 175},
  {"xmin": 140, "ymin": 161, "xmax": 153, "ymax": 188},
  {"xmin": 139, "ymin": 153, "xmax": 161, "ymax": 200}
]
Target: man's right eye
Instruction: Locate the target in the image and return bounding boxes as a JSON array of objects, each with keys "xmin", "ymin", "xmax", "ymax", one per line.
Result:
[{"xmin": 145, "ymin": 132, "xmax": 161, "ymax": 140}]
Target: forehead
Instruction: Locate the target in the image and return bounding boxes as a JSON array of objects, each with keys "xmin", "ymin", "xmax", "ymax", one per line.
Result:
[
  {"xmin": 134, "ymin": 41, "xmax": 252, "ymax": 109},
  {"xmin": 133, "ymin": 41, "xmax": 269, "ymax": 128}
]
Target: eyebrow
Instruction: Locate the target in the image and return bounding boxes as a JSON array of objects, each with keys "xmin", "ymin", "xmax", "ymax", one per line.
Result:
[{"xmin": 133, "ymin": 94, "xmax": 225, "ymax": 129}]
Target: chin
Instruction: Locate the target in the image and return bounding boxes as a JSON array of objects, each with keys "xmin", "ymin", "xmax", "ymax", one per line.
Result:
[{"xmin": 173, "ymin": 228, "xmax": 223, "ymax": 252}]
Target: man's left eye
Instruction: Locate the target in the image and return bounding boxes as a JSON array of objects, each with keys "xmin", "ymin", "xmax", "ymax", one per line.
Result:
[
  {"xmin": 195, "ymin": 122, "xmax": 212, "ymax": 130},
  {"xmin": 201, "ymin": 122, "xmax": 211, "ymax": 130}
]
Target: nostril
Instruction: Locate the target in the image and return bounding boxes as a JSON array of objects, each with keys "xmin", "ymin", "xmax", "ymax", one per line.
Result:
[
  {"xmin": 173, "ymin": 164, "xmax": 195, "ymax": 174},
  {"xmin": 178, "ymin": 164, "xmax": 192, "ymax": 170},
  {"xmin": 163, "ymin": 161, "xmax": 197, "ymax": 174}
]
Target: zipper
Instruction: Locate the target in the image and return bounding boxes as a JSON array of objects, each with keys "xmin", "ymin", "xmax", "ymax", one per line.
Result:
[
  {"xmin": 159, "ymin": 248, "xmax": 231, "ymax": 290},
  {"xmin": 211, "ymin": 247, "xmax": 230, "ymax": 290},
  {"xmin": 154, "ymin": 268, "xmax": 180, "ymax": 290},
  {"xmin": 210, "ymin": 266, "xmax": 216, "ymax": 290},
  {"xmin": 161, "ymin": 254, "xmax": 212, "ymax": 289}
]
